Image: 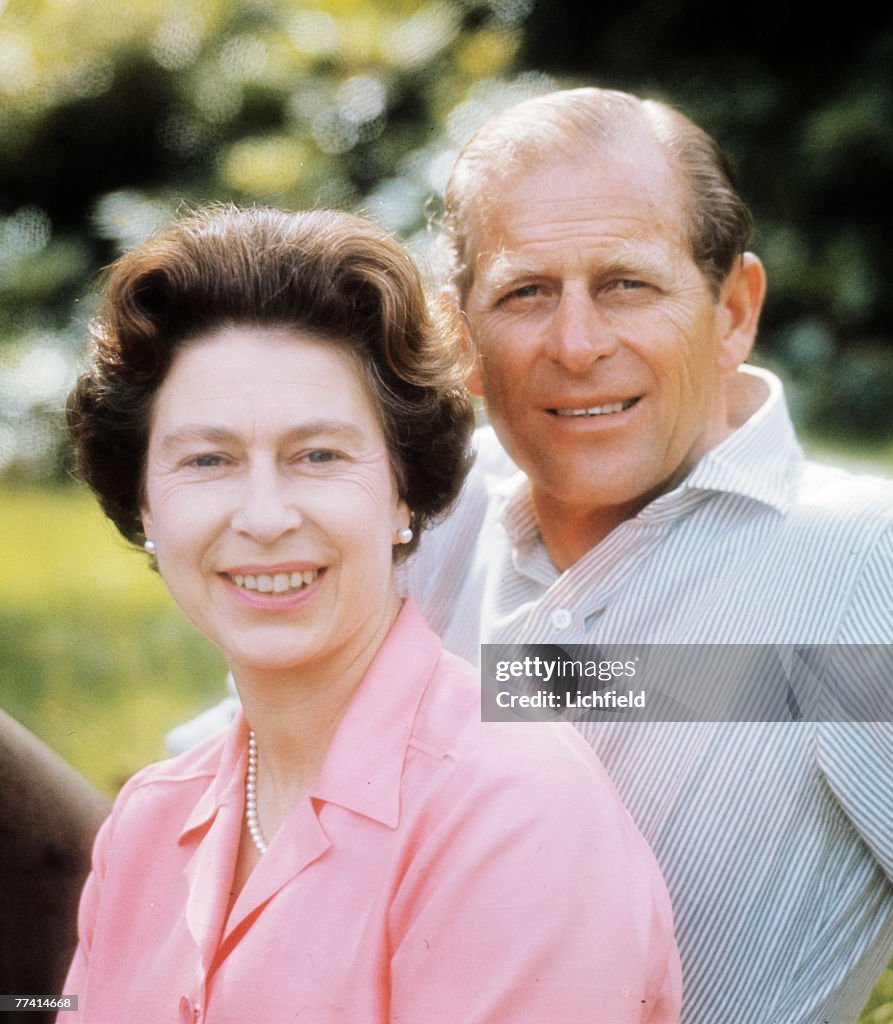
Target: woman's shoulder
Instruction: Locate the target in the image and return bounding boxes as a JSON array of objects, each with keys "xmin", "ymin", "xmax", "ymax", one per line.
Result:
[
  {"xmin": 413, "ymin": 649, "xmax": 620, "ymax": 814},
  {"xmin": 401, "ymin": 652, "xmax": 660, "ymax": 921},
  {"xmin": 83, "ymin": 725, "xmax": 235, "ymax": 876},
  {"xmin": 108, "ymin": 725, "xmax": 231, "ymax": 819}
]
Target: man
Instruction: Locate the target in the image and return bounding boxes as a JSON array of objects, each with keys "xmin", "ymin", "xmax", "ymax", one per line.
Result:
[{"xmin": 404, "ymin": 87, "xmax": 893, "ymax": 1022}]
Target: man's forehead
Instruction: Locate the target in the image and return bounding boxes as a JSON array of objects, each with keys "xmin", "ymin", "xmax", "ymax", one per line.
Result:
[
  {"xmin": 488, "ymin": 128, "xmax": 677, "ymax": 200},
  {"xmin": 473, "ymin": 144, "xmax": 684, "ymax": 235},
  {"xmin": 469, "ymin": 199, "xmax": 693, "ymax": 294}
]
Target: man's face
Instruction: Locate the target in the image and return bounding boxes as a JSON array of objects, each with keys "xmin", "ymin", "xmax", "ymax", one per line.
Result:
[{"xmin": 463, "ymin": 140, "xmax": 745, "ymax": 525}]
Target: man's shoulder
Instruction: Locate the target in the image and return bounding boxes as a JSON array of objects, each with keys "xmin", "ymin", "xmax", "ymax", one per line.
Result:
[{"xmin": 794, "ymin": 457, "xmax": 893, "ymax": 527}]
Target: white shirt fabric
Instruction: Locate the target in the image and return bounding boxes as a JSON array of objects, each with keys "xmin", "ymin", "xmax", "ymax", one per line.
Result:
[{"xmin": 403, "ymin": 365, "xmax": 893, "ymax": 1024}]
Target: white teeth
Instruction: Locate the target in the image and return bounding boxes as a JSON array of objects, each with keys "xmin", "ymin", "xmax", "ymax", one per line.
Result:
[
  {"xmin": 228, "ymin": 569, "xmax": 320, "ymax": 594},
  {"xmin": 555, "ymin": 399, "xmax": 634, "ymax": 417}
]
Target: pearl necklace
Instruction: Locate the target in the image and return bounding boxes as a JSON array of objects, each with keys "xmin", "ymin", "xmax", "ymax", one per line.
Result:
[{"xmin": 245, "ymin": 730, "xmax": 269, "ymax": 854}]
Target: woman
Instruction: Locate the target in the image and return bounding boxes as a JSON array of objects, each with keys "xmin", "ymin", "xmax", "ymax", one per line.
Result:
[{"xmin": 63, "ymin": 205, "xmax": 680, "ymax": 1023}]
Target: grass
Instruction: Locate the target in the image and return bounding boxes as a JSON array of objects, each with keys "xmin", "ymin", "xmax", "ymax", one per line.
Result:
[
  {"xmin": 864, "ymin": 971, "xmax": 893, "ymax": 1024},
  {"xmin": 3, "ymin": 475, "xmax": 893, "ymax": 1020},
  {"xmin": 0, "ymin": 483, "xmax": 226, "ymax": 795}
]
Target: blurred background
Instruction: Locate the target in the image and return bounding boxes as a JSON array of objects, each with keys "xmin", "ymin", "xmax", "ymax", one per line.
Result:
[
  {"xmin": 4, "ymin": 0, "xmax": 893, "ymax": 487},
  {"xmin": 2, "ymin": 1, "xmax": 893, "ymax": 1012}
]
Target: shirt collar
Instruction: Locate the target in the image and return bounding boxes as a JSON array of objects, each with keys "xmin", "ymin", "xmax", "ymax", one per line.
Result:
[
  {"xmin": 178, "ymin": 599, "xmax": 442, "ymax": 841},
  {"xmin": 498, "ymin": 365, "xmax": 802, "ymax": 548},
  {"xmin": 178, "ymin": 715, "xmax": 249, "ymax": 843},
  {"xmin": 309, "ymin": 598, "xmax": 440, "ymax": 828},
  {"xmin": 678, "ymin": 365, "xmax": 802, "ymax": 513}
]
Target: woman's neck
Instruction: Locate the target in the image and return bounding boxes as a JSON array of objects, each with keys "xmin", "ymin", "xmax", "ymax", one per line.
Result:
[{"xmin": 232, "ymin": 589, "xmax": 403, "ymax": 824}]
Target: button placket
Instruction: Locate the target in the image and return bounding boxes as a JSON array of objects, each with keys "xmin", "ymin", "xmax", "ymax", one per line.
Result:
[{"xmin": 550, "ymin": 607, "xmax": 573, "ymax": 630}]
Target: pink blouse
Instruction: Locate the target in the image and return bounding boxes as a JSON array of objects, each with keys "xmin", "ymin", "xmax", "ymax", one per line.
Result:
[{"xmin": 62, "ymin": 600, "xmax": 680, "ymax": 1023}]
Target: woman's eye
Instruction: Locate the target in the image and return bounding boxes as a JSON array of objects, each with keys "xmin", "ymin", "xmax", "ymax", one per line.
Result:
[
  {"xmin": 304, "ymin": 450, "xmax": 339, "ymax": 464},
  {"xmin": 189, "ymin": 453, "xmax": 226, "ymax": 468}
]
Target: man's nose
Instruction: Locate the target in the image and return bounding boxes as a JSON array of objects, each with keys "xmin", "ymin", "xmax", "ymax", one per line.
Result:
[
  {"xmin": 230, "ymin": 461, "xmax": 302, "ymax": 543},
  {"xmin": 546, "ymin": 287, "xmax": 619, "ymax": 372}
]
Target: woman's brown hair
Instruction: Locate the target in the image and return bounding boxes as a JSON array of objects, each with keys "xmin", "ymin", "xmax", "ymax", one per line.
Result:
[{"xmin": 68, "ymin": 205, "xmax": 474, "ymax": 559}]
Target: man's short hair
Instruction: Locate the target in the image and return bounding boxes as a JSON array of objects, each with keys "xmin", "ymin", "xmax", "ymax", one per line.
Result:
[{"xmin": 442, "ymin": 87, "xmax": 752, "ymax": 299}]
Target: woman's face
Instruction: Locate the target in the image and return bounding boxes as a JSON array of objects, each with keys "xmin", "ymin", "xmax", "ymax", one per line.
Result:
[{"xmin": 140, "ymin": 324, "xmax": 410, "ymax": 684}]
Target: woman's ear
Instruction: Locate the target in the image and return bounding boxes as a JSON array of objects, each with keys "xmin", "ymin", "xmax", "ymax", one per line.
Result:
[
  {"xmin": 715, "ymin": 253, "xmax": 767, "ymax": 376},
  {"xmin": 393, "ymin": 496, "xmax": 411, "ymax": 533},
  {"xmin": 439, "ymin": 286, "xmax": 484, "ymax": 397},
  {"xmin": 140, "ymin": 508, "xmax": 154, "ymax": 544}
]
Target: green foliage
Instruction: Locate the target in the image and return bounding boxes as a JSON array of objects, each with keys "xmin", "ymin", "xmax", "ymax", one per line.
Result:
[
  {"xmin": 2, "ymin": 0, "xmax": 892, "ymax": 477},
  {"xmin": 864, "ymin": 969, "xmax": 893, "ymax": 1023},
  {"xmin": 0, "ymin": 0, "xmax": 540, "ymax": 477},
  {"xmin": 0, "ymin": 485, "xmax": 226, "ymax": 794}
]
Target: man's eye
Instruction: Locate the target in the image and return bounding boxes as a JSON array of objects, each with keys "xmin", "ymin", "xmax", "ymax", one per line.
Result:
[
  {"xmin": 508, "ymin": 284, "xmax": 540, "ymax": 299},
  {"xmin": 614, "ymin": 279, "xmax": 648, "ymax": 290},
  {"xmin": 495, "ymin": 283, "xmax": 542, "ymax": 309}
]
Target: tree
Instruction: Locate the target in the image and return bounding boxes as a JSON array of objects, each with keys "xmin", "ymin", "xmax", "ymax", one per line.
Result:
[{"xmin": 1, "ymin": 0, "xmax": 891, "ymax": 480}]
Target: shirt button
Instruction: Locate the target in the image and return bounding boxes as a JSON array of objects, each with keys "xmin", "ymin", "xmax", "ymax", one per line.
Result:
[
  {"xmin": 551, "ymin": 608, "xmax": 573, "ymax": 630},
  {"xmin": 179, "ymin": 996, "xmax": 197, "ymax": 1024}
]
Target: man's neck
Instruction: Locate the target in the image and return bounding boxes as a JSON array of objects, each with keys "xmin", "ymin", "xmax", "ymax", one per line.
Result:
[
  {"xmin": 725, "ymin": 367, "xmax": 769, "ymax": 431},
  {"xmin": 531, "ymin": 490, "xmax": 651, "ymax": 571}
]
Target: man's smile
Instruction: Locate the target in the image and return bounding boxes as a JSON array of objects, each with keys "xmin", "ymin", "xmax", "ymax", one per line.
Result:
[{"xmin": 550, "ymin": 397, "xmax": 640, "ymax": 417}]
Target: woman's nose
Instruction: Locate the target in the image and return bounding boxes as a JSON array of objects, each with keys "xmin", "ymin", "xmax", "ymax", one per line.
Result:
[{"xmin": 230, "ymin": 462, "xmax": 302, "ymax": 543}]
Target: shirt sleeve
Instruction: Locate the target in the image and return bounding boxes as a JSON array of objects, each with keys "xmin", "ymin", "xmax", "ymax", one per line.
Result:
[
  {"xmin": 399, "ymin": 427, "xmax": 517, "ymax": 628},
  {"xmin": 819, "ymin": 523, "xmax": 893, "ymax": 881},
  {"xmin": 387, "ymin": 723, "xmax": 681, "ymax": 1024},
  {"xmin": 399, "ymin": 476, "xmax": 488, "ymax": 630}
]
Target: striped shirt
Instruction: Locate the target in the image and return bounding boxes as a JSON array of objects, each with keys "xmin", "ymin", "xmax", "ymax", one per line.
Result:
[{"xmin": 404, "ymin": 365, "xmax": 893, "ymax": 1024}]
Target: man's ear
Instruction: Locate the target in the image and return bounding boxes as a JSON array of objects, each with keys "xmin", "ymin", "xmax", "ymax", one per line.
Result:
[
  {"xmin": 439, "ymin": 286, "xmax": 485, "ymax": 397},
  {"xmin": 715, "ymin": 253, "xmax": 766, "ymax": 376}
]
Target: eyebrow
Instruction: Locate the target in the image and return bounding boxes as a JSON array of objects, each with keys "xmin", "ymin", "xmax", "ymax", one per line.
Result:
[
  {"xmin": 477, "ymin": 239, "xmax": 675, "ymax": 294},
  {"xmin": 157, "ymin": 419, "xmax": 368, "ymax": 453},
  {"xmin": 476, "ymin": 252, "xmax": 541, "ymax": 294}
]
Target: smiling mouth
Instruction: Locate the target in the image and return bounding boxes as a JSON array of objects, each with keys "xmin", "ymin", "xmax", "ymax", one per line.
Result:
[
  {"xmin": 226, "ymin": 569, "xmax": 321, "ymax": 594},
  {"xmin": 550, "ymin": 397, "xmax": 639, "ymax": 417}
]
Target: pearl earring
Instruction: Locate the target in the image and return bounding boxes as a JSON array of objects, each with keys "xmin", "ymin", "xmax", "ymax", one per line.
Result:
[
  {"xmin": 144, "ymin": 538, "xmax": 156, "ymax": 555},
  {"xmin": 396, "ymin": 527, "xmax": 413, "ymax": 545}
]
